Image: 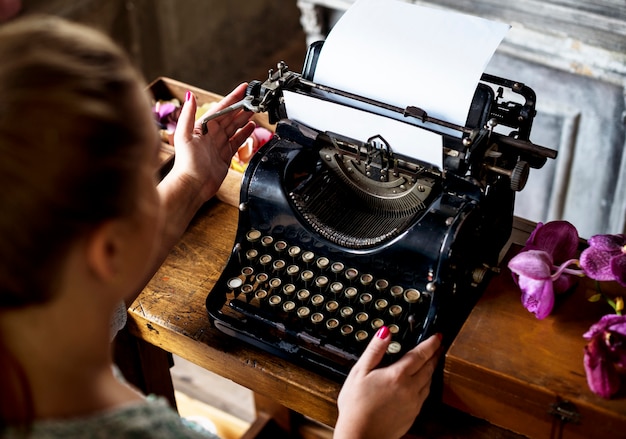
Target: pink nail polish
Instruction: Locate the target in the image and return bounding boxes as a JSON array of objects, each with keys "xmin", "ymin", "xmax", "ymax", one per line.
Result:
[
  {"xmin": 376, "ymin": 326, "xmax": 389, "ymax": 339},
  {"xmin": 185, "ymin": 91, "xmax": 192, "ymax": 102}
]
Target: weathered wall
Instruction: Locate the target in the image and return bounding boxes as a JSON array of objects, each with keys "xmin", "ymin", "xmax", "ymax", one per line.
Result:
[{"xmin": 20, "ymin": 0, "xmax": 307, "ymax": 95}]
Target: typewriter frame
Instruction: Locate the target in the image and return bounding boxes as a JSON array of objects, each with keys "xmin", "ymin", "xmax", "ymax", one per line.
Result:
[{"xmin": 205, "ymin": 43, "xmax": 556, "ymax": 380}]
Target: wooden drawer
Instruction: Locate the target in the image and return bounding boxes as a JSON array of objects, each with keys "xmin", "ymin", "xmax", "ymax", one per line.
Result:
[{"xmin": 443, "ymin": 244, "xmax": 626, "ymax": 438}]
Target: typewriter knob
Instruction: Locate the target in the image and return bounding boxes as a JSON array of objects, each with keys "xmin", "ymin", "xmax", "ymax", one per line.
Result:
[{"xmin": 510, "ymin": 160, "xmax": 530, "ymax": 192}]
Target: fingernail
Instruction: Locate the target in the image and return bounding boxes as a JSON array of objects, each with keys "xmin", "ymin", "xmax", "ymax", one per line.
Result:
[
  {"xmin": 436, "ymin": 332, "xmax": 443, "ymax": 341},
  {"xmin": 376, "ymin": 326, "xmax": 390, "ymax": 339},
  {"xmin": 185, "ymin": 91, "xmax": 192, "ymax": 102}
]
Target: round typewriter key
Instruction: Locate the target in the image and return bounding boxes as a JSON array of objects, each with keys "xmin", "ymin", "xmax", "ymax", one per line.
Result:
[
  {"xmin": 375, "ymin": 298, "xmax": 389, "ymax": 311},
  {"xmin": 283, "ymin": 301, "xmax": 296, "ymax": 313},
  {"xmin": 311, "ymin": 294, "xmax": 324, "ymax": 308},
  {"xmin": 255, "ymin": 272, "xmax": 269, "ymax": 284},
  {"xmin": 340, "ymin": 306, "xmax": 354, "ymax": 319},
  {"xmin": 255, "ymin": 289, "xmax": 268, "ymax": 301},
  {"xmin": 227, "ymin": 277, "xmax": 243, "ymax": 290},
  {"xmin": 287, "ymin": 245, "xmax": 301, "ymax": 259},
  {"xmin": 403, "ymin": 288, "xmax": 421, "ymax": 304},
  {"xmin": 340, "ymin": 324, "xmax": 354, "ymax": 336},
  {"xmin": 314, "ymin": 275, "xmax": 329, "ymax": 290},
  {"xmin": 355, "ymin": 330, "xmax": 369, "ymax": 342},
  {"xmin": 355, "ymin": 311, "xmax": 369, "ymax": 324},
  {"xmin": 389, "ymin": 285, "xmax": 404, "ymax": 300},
  {"xmin": 296, "ymin": 289, "xmax": 310, "ymax": 302},
  {"xmin": 359, "ymin": 273, "xmax": 373, "ymax": 287},
  {"xmin": 345, "ymin": 268, "xmax": 359, "ymax": 283},
  {"xmin": 375, "ymin": 279, "xmax": 389, "ymax": 292},
  {"xmin": 359, "ymin": 293, "xmax": 373, "ymax": 307},
  {"xmin": 258, "ymin": 254, "xmax": 272, "ymax": 267},
  {"xmin": 389, "ymin": 304, "xmax": 403, "ymax": 319},
  {"xmin": 274, "ymin": 240, "xmax": 288, "ymax": 253},
  {"xmin": 325, "ymin": 300, "xmax": 339, "ymax": 314},
  {"xmin": 344, "ymin": 286, "xmax": 358, "ymax": 301},
  {"xmin": 326, "ymin": 318, "xmax": 340, "ymax": 331},
  {"xmin": 241, "ymin": 284, "xmax": 254, "ymax": 301},
  {"xmin": 388, "ymin": 324, "xmax": 400, "ymax": 335},
  {"xmin": 272, "ymin": 259, "xmax": 286, "ymax": 273},
  {"xmin": 282, "ymin": 283, "xmax": 296, "ymax": 297},
  {"xmin": 268, "ymin": 295, "xmax": 282, "ymax": 307},
  {"xmin": 331, "ymin": 262, "xmax": 345, "ymax": 276},
  {"xmin": 387, "ymin": 341, "xmax": 402, "ymax": 355},
  {"xmin": 297, "ymin": 306, "xmax": 311, "ymax": 319},
  {"xmin": 268, "ymin": 277, "xmax": 282, "ymax": 291},
  {"xmin": 311, "ymin": 312, "xmax": 324, "ymax": 325},
  {"xmin": 245, "ymin": 249, "xmax": 259, "ymax": 263},
  {"xmin": 246, "ymin": 229, "xmax": 261, "ymax": 244},
  {"xmin": 300, "ymin": 269, "xmax": 314, "ymax": 283},
  {"xmin": 286, "ymin": 264, "xmax": 300, "ymax": 278},
  {"xmin": 261, "ymin": 235, "xmax": 274, "ymax": 247},
  {"xmin": 330, "ymin": 281, "xmax": 343, "ymax": 296},
  {"xmin": 301, "ymin": 250, "xmax": 315, "ymax": 264},
  {"xmin": 241, "ymin": 266, "xmax": 254, "ymax": 278},
  {"xmin": 371, "ymin": 318, "xmax": 385, "ymax": 330},
  {"xmin": 316, "ymin": 257, "xmax": 330, "ymax": 271}
]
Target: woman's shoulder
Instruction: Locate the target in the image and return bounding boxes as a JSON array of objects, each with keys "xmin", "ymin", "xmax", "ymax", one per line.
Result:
[{"xmin": 3, "ymin": 395, "xmax": 220, "ymax": 439}]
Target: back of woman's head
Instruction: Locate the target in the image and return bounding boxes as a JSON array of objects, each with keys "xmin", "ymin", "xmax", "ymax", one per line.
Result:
[{"xmin": 0, "ymin": 15, "xmax": 153, "ymax": 308}]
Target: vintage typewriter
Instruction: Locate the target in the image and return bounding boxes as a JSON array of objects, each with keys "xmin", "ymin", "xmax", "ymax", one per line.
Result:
[{"xmin": 206, "ymin": 41, "xmax": 557, "ymax": 379}]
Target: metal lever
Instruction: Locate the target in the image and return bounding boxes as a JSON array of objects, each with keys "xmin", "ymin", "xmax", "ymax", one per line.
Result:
[{"xmin": 199, "ymin": 95, "xmax": 257, "ymax": 135}]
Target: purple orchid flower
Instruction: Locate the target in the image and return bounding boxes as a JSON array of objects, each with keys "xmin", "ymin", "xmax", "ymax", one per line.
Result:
[
  {"xmin": 152, "ymin": 101, "xmax": 181, "ymax": 132},
  {"xmin": 583, "ymin": 313, "xmax": 626, "ymax": 398},
  {"xmin": 508, "ymin": 221, "xmax": 583, "ymax": 319},
  {"xmin": 579, "ymin": 234, "xmax": 626, "ymax": 287}
]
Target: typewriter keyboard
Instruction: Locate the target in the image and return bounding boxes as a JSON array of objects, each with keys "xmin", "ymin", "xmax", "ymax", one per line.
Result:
[{"xmin": 210, "ymin": 227, "xmax": 436, "ymax": 375}]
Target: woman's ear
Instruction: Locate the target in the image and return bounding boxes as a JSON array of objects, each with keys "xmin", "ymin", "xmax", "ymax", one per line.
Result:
[{"xmin": 85, "ymin": 221, "xmax": 124, "ymax": 281}]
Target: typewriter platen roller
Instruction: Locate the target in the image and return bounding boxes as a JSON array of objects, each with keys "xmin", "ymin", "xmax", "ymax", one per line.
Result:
[{"xmin": 205, "ymin": 41, "xmax": 557, "ymax": 379}]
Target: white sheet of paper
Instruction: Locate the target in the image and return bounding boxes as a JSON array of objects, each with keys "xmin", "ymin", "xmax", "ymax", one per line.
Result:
[{"xmin": 285, "ymin": 0, "xmax": 510, "ymax": 168}]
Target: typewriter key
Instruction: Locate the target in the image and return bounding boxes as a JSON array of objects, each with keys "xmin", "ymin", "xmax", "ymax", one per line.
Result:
[
  {"xmin": 258, "ymin": 254, "xmax": 272, "ymax": 268},
  {"xmin": 388, "ymin": 324, "xmax": 400, "ymax": 335},
  {"xmin": 325, "ymin": 300, "xmax": 339, "ymax": 314},
  {"xmin": 268, "ymin": 277, "xmax": 282, "ymax": 292},
  {"xmin": 283, "ymin": 300, "xmax": 296, "ymax": 313},
  {"xmin": 345, "ymin": 268, "xmax": 359, "ymax": 283},
  {"xmin": 274, "ymin": 240, "xmax": 288, "ymax": 254},
  {"xmin": 240, "ymin": 266, "xmax": 254, "ymax": 280},
  {"xmin": 314, "ymin": 275, "xmax": 329, "ymax": 290},
  {"xmin": 326, "ymin": 318, "xmax": 340, "ymax": 331},
  {"xmin": 287, "ymin": 245, "xmax": 301, "ymax": 259},
  {"xmin": 296, "ymin": 289, "xmax": 310, "ymax": 302},
  {"xmin": 331, "ymin": 262, "xmax": 345, "ymax": 276},
  {"xmin": 240, "ymin": 284, "xmax": 254, "ymax": 302},
  {"xmin": 272, "ymin": 259, "xmax": 286, "ymax": 273},
  {"xmin": 344, "ymin": 286, "xmax": 358, "ymax": 301},
  {"xmin": 254, "ymin": 289, "xmax": 268, "ymax": 304},
  {"xmin": 255, "ymin": 272, "xmax": 269, "ymax": 284},
  {"xmin": 359, "ymin": 273, "xmax": 373, "ymax": 287},
  {"xmin": 371, "ymin": 318, "xmax": 384, "ymax": 330},
  {"xmin": 268, "ymin": 295, "xmax": 282, "ymax": 307},
  {"xmin": 297, "ymin": 306, "xmax": 311, "ymax": 319},
  {"xmin": 386, "ymin": 341, "xmax": 402, "ymax": 355},
  {"xmin": 286, "ymin": 264, "xmax": 300, "ymax": 278},
  {"xmin": 301, "ymin": 250, "xmax": 315, "ymax": 265},
  {"xmin": 340, "ymin": 324, "xmax": 354, "ymax": 336},
  {"xmin": 389, "ymin": 285, "xmax": 404, "ymax": 300},
  {"xmin": 355, "ymin": 330, "xmax": 369, "ymax": 342},
  {"xmin": 227, "ymin": 277, "xmax": 243, "ymax": 291},
  {"xmin": 300, "ymin": 269, "xmax": 314, "ymax": 284},
  {"xmin": 403, "ymin": 288, "xmax": 420, "ymax": 304},
  {"xmin": 310, "ymin": 294, "xmax": 324, "ymax": 308},
  {"xmin": 359, "ymin": 293, "xmax": 373, "ymax": 307},
  {"xmin": 245, "ymin": 249, "xmax": 259, "ymax": 263},
  {"xmin": 330, "ymin": 281, "xmax": 343, "ymax": 296},
  {"xmin": 246, "ymin": 229, "xmax": 261, "ymax": 244},
  {"xmin": 340, "ymin": 306, "xmax": 354, "ymax": 320},
  {"xmin": 389, "ymin": 304, "xmax": 403, "ymax": 319},
  {"xmin": 311, "ymin": 312, "xmax": 324, "ymax": 325},
  {"xmin": 261, "ymin": 235, "xmax": 274, "ymax": 248},
  {"xmin": 374, "ymin": 298, "xmax": 389, "ymax": 311},
  {"xmin": 375, "ymin": 279, "xmax": 389, "ymax": 292},
  {"xmin": 316, "ymin": 257, "xmax": 330, "ymax": 271},
  {"xmin": 355, "ymin": 312, "xmax": 369, "ymax": 325},
  {"xmin": 282, "ymin": 283, "xmax": 296, "ymax": 297}
]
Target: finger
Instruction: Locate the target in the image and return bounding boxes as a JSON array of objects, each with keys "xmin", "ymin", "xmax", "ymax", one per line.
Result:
[
  {"xmin": 211, "ymin": 83, "xmax": 248, "ymax": 113},
  {"xmin": 229, "ymin": 122, "xmax": 256, "ymax": 153},
  {"xmin": 395, "ymin": 333, "xmax": 442, "ymax": 375},
  {"xmin": 174, "ymin": 91, "xmax": 197, "ymax": 145},
  {"xmin": 352, "ymin": 326, "xmax": 392, "ymax": 374}
]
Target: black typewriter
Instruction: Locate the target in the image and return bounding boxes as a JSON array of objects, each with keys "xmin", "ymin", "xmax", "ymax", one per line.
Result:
[{"xmin": 205, "ymin": 41, "xmax": 556, "ymax": 380}]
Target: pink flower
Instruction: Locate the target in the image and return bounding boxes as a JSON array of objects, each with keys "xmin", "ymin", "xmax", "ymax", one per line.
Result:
[
  {"xmin": 508, "ymin": 221, "xmax": 582, "ymax": 319},
  {"xmin": 580, "ymin": 234, "xmax": 626, "ymax": 287},
  {"xmin": 583, "ymin": 314, "xmax": 626, "ymax": 398}
]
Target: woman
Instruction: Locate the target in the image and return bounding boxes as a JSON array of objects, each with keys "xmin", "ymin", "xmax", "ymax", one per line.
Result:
[{"xmin": 0, "ymin": 15, "xmax": 440, "ymax": 439}]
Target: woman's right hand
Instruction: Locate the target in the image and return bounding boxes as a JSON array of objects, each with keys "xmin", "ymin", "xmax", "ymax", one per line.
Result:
[{"xmin": 333, "ymin": 327, "xmax": 442, "ymax": 439}]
